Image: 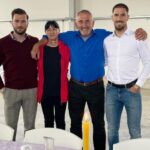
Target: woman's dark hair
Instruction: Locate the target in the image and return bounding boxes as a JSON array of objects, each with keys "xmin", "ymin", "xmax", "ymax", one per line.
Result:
[{"xmin": 45, "ymin": 20, "xmax": 59, "ymax": 31}]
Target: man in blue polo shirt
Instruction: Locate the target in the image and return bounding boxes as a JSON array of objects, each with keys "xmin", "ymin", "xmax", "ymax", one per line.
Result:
[{"xmin": 31, "ymin": 10, "xmax": 146, "ymax": 150}]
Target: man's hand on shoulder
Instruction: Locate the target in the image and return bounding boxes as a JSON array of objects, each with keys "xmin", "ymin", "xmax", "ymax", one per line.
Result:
[
  {"xmin": 31, "ymin": 38, "xmax": 48, "ymax": 60},
  {"xmin": 135, "ymin": 28, "xmax": 147, "ymax": 40}
]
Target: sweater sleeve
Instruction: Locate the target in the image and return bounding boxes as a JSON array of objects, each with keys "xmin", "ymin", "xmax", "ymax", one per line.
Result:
[{"xmin": 0, "ymin": 48, "xmax": 4, "ymax": 89}]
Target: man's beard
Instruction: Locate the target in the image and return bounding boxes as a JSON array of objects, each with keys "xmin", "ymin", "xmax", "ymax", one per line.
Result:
[
  {"xmin": 14, "ymin": 28, "xmax": 26, "ymax": 35},
  {"xmin": 115, "ymin": 26, "xmax": 125, "ymax": 31},
  {"xmin": 114, "ymin": 22, "xmax": 126, "ymax": 31}
]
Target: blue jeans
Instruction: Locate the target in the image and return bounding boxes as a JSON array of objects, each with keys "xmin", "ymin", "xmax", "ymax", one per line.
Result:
[{"xmin": 106, "ymin": 84, "xmax": 142, "ymax": 150}]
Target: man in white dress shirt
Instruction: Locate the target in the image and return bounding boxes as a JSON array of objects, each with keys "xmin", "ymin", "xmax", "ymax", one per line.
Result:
[{"xmin": 104, "ymin": 3, "xmax": 150, "ymax": 150}]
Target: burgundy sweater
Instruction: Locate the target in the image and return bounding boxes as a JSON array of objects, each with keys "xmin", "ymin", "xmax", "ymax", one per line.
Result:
[{"xmin": 0, "ymin": 33, "xmax": 38, "ymax": 89}]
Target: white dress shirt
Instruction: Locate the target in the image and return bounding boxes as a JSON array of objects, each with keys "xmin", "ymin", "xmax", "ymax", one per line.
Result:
[{"xmin": 104, "ymin": 29, "xmax": 150, "ymax": 87}]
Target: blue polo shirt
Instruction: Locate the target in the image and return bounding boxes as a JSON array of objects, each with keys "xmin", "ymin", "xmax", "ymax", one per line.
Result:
[{"xmin": 43, "ymin": 29, "xmax": 111, "ymax": 82}]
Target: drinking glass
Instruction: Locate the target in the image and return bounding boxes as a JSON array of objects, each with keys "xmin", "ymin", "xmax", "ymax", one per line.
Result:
[
  {"xmin": 20, "ymin": 144, "xmax": 32, "ymax": 150},
  {"xmin": 43, "ymin": 136, "xmax": 54, "ymax": 150}
]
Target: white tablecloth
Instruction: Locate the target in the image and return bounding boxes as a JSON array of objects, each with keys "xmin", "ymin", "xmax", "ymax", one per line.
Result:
[{"xmin": 0, "ymin": 140, "xmax": 77, "ymax": 150}]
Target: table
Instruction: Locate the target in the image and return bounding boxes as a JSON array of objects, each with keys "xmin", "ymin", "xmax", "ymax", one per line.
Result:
[{"xmin": 0, "ymin": 140, "xmax": 77, "ymax": 150}]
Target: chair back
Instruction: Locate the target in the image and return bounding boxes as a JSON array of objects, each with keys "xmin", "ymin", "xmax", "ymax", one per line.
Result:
[
  {"xmin": 0, "ymin": 124, "xmax": 14, "ymax": 141},
  {"xmin": 114, "ymin": 138, "xmax": 150, "ymax": 150},
  {"xmin": 24, "ymin": 128, "xmax": 82, "ymax": 150}
]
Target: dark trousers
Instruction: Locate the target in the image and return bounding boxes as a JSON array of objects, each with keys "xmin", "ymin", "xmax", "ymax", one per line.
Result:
[
  {"xmin": 69, "ymin": 80, "xmax": 105, "ymax": 150},
  {"xmin": 41, "ymin": 96, "xmax": 66, "ymax": 129}
]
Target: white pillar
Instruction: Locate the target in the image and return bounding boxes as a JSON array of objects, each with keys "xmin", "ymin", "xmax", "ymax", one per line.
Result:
[{"xmin": 68, "ymin": 0, "xmax": 81, "ymax": 30}]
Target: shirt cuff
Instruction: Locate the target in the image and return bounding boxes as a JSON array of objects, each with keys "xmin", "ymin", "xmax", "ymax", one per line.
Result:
[
  {"xmin": 42, "ymin": 35, "xmax": 48, "ymax": 40},
  {"xmin": 136, "ymin": 80, "xmax": 144, "ymax": 87}
]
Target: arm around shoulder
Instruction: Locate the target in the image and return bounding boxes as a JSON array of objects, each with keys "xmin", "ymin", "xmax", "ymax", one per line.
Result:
[
  {"xmin": 135, "ymin": 28, "xmax": 147, "ymax": 40},
  {"xmin": 31, "ymin": 38, "xmax": 48, "ymax": 60}
]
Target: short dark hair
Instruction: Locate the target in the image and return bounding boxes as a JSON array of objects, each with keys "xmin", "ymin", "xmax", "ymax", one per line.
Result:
[
  {"xmin": 45, "ymin": 20, "xmax": 60, "ymax": 31},
  {"xmin": 112, "ymin": 3, "xmax": 129, "ymax": 13},
  {"xmin": 11, "ymin": 8, "xmax": 29, "ymax": 20}
]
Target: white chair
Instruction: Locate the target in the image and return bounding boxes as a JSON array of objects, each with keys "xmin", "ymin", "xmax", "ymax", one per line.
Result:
[
  {"xmin": 24, "ymin": 128, "xmax": 82, "ymax": 150},
  {"xmin": 0, "ymin": 123, "xmax": 14, "ymax": 141},
  {"xmin": 113, "ymin": 138, "xmax": 150, "ymax": 150}
]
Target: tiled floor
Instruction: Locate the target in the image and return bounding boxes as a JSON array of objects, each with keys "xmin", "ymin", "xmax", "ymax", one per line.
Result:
[{"xmin": 0, "ymin": 88, "xmax": 150, "ymax": 150}]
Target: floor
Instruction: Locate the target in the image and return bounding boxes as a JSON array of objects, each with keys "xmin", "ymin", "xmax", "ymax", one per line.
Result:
[{"xmin": 0, "ymin": 88, "xmax": 150, "ymax": 150}]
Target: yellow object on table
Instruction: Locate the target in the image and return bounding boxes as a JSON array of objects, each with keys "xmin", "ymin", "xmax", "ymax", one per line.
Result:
[{"xmin": 82, "ymin": 113, "xmax": 90, "ymax": 150}]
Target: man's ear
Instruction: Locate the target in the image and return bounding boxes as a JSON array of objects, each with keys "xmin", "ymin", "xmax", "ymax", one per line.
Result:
[
  {"xmin": 92, "ymin": 20, "xmax": 95, "ymax": 27},
  {"xmin": 127, "ymin": 14, "xmax": 130, "ymax": 21},
  {"xmin": 10, "ymin": 21, "xmax": 13, "ymax": 26},
  {"xmin": 74, "ymin": 21, "xmax": 77, "ymax": 29}
]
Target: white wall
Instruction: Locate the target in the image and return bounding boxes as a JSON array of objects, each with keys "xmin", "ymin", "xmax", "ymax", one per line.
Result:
[
  {"xmin": 0, "ymin": 0, "xmax": 71, "ymax": 38},
  {"xmin": 80, "ymin": 0, "xmax": 150, "ymax": 17},
  {"xmin": 79, "ymin": 0, "xmax": 150, "ymax": 30},
  {"xmin": 1, "ymin": 0, "xmax": 150, "ymax": 38},
  {"xmin": 79, "ymin": 0, "xmax": 150, "ymax": 45},
  {"xmin": 0, "ymin": 0, "xmax": 70, "ymax": 20}
]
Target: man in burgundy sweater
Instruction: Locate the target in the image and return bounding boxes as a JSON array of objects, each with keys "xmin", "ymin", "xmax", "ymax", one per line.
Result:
[{"xmin": 0, "ymin": 8, "xmax": 38, "ymax": 140}]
